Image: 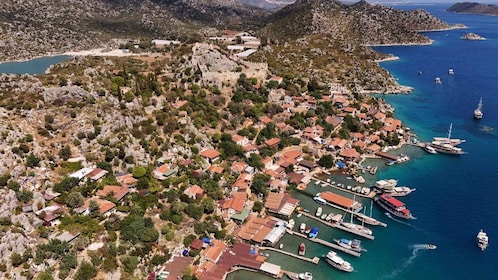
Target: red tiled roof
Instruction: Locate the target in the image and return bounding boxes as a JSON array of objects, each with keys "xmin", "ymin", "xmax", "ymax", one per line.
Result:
[
  {"xmin": 200, "ymin": 149, "xmax": 221, "ymax": 159},
  {"xmin": 265, "ymin": 138, "xmax": 281, "ymax": 147},
  {"xmin": 96, "ymin": 185, "xmax": 130, "ymax": 201},
  {"xmin": 222, "ymin": 197, "xmax": 245, "ymax": 212},
  {"xmin": 84, "ymin": 197, "xmax": 116, "ymax": 214}
]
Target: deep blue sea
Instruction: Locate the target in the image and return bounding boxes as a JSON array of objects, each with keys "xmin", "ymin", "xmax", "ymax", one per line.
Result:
[
  {"xmin": 228, "ymin": 3, "xmax": 498, "ymax": 280},
  {"xmin": 1, "ymin": 4, "xmax": 497, "ymax": 279}
]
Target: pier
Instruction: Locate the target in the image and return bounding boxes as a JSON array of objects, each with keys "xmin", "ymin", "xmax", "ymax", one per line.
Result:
[
  {"xmin": 299, "ymin": 211, "xmax": 375, "ymax": 240},
  {"xmin": 259, "ymin": 247, "xmax": 320, "ymax": 264},
  {"xmin": 313, "ymin": 177, "xmax": 377, "ymax": 199},
  {"xmin": 286, "ymin": 229, "xmax": 361, "ymax": 257}
]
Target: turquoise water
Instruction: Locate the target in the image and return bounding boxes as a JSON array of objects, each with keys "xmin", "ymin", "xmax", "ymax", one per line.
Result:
[
  {"xmin": 0, "ymin": 55, "xmax": 71, "ymax": 74},
  {"xmin": 230, "ymin": 3, "xmax": 498, "ymax": 280}
]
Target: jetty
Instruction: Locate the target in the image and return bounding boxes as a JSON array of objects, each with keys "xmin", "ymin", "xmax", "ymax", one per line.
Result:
[
  {"xmin": 259, "ymin": 247, "xmax": 320, "ymax": 264},
  {"xmin": 286, "ymin": 229, "xmax": 361, "ymax": 257},
  {"xmin": 299, "ymin": 211, "xmax": 375, "ymax": 240},
  {"xmin": 313, "ymin": 177, "xmax": 377, "ymax": 199}
]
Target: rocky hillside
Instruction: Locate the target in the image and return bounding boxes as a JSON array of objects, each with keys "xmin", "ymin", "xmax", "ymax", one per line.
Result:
[
  {"xmin": 0, "ymin": 0, "xmax": 270, "ymax": 61},
  {"xmin": 447, "ymin": 2, "xmax": 498, "ymax": 16},
  {"xmin": 261, "ymin": 0, "xmax": 451, "ymax": 45}
]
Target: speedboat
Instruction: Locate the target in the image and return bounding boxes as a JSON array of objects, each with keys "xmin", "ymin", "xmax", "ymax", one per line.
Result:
[
  {"xmin": 425, "ymin": 244, "xmax": 437, "ymax": 250},
  {"xmin": 474, "ymin": 97, "xmax": 483, "ymax": 120},
  {"xmin": 477, "ymin": 230, "xmax": 488, "ymax": 251},
  {"xmin": 324, "ymin": 251, "xmax": 354, "ymax": 272}
]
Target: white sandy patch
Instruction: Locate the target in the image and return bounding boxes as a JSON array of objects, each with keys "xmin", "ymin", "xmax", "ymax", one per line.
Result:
[{"xmin": 64, "ymin": 48, "xmax": 148, "ymax": 57}]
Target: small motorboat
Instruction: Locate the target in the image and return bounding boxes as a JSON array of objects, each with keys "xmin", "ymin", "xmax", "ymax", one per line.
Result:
[{"xmin": 425, "ymin": 244, "xmax": 437, "ymax": 250}]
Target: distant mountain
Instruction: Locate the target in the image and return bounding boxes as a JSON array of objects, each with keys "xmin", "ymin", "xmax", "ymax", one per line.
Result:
[
  {"xmin": 0, "ymin": 0, "xmax": 270, "ymax": 61},
  {"xmin": 447, "ymin": 2, "xmax": 498, "ymax": 16},
  {"xmin": 261, "ymin": 0, "xmax": 450, "ymax": 45},
  {"xmin": 239, "ymin": 0, "xmax": 296, "ymax": 10}
]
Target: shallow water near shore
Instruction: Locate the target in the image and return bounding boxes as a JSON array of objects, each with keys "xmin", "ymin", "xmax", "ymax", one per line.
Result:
[{"xmin": 0, "ymin": 55, "xmax": 71, "ymax": 74}]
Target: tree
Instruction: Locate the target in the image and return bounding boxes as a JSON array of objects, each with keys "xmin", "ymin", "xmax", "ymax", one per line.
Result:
[
  {"xmin": 59, "ymin": 145, "xmax": 72, "ymax": 161},
  {"xmin": 16, "ymin": 190, "xmax": 33, "ymax": 203},
  {"xmin": 120, "ymin": 255, "xmax": 138, "ymax": 273},
  {"xmin": 132, "ymin": 166, "xmax": 147, "ymax": 178},
  {"xmin": 252, "ymin": 201, "xmax": 264, "ymax": 213},
  {"xmin": 66, "ymin": 192, "xmax": 85, "ymax": 208},
  {"xmin": 0, "ymin": 172, "xmax": 10, "ymax": 186},
  {"xmin": 74, "ymin": 261, "xmax": 97, "ymax": 280},
  {"xmin": 318, "ymin": 154, "xmax": 334, "ymax": 169},
  {"xmin": 251, "ymin": 174, "xmax": 270, "ymax": 197},
  {"xmin": 89, "ymin": 200, "xmax": 100, "ymax": 218},
  {"xmin": 26, "ymin": 153, "xmax": 41, "ymax": 167},
  {"xmin": 140, "ymin": 227, "xmax": 159, "ymax": 242},
  {"xmin": 201, "ymin": 197, "xmax": 215, "ymax": 214},
  {"xmin": 10, "ymin": 252, "xmax": 23, "ymax": 266}
]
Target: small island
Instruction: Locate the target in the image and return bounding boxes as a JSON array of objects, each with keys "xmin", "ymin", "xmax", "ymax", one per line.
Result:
[{"xmin": 461, "ymin": 32, "xmax": 486, "ymax": 40}]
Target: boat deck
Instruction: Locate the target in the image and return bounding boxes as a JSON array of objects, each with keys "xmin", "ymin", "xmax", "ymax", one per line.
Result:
[{"xmin": 299, "ymin": 211, "xmax": 375, "ymax": 240}]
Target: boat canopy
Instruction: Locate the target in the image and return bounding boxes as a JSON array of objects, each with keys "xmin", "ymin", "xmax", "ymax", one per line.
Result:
[{"xmin": 380, "ymin": 194, "xmax": 405, "ymax": 208}]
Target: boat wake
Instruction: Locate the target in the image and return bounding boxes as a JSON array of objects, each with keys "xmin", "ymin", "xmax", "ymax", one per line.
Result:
[
  {"xmin": 384, "ymin": 212, "xmax": 420, "ymax": 229},
  {"xmin": 377, "ymin": 244, "xmax": 428, "ymax": 280}
]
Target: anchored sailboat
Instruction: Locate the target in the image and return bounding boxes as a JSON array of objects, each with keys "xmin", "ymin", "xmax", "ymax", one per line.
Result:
[{"xmin": 474, "ymin": 98, "xmax": 483, "ymax": 119}]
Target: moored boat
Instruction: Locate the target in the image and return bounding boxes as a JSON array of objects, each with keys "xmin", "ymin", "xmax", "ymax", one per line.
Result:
[
  {"xmin": 313, "ymin": 196, "xmax": 327, "ymax": 205},
  {"xmin": 334, "ymin": 238, "xmax": 366, "ymax": 252},
  {"xmin": 389, "ymin": 186, "xmax": 416, "ymax": 197},
  {"xmin": 424, "ymin": 144, "xmax": 437, "ymax": 154},
  {"xmin": 316, "ymin": 207, "xmax": 322, "ymax": 217},
  {"xmin": 432, "ymin": 123, "xmax": 466, "ymax": 146},
  {"xmin": 288, "ymin": 271, "xmax": 313, "ymax": 280},
  {"xmin": 297, "ymin": 272, "xmax": 313, "ymax": 280},
  {"xmin": 324, "ymin": 251, "xmax": 354, "ymax": 272},
  {"xmin": 298, "ymin": 243, "xmax": 306, "ymax": 256},
  {"xmin": 300, "ymin": 223, "xmax": 306, "ymax": 233},
  {"xmin": 477, "ymin": 229, "xmax": 488, "ymax": 251},
  {"xmin": 375, "ymin": 194, "xmax": 415, "ymax": 219},
  {"xmin": 308, "ymin": 227, "xmax": 319, "ymax": 238}
]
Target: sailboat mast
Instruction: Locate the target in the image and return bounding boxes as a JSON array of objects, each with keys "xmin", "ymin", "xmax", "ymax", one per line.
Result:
[{"xmin": 447, "ymin": 123, "xmax": 453, "ymax": 140}]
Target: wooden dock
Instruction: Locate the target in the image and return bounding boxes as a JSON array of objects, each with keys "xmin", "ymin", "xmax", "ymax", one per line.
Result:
[
  {"xmin": 286, "ymin": 229, "xmax": 361, "ymax": 257},
  {"xmin": 259, "ymin": 247, "xmax": 320, "ymax": 264},
  {"xmin": 299, "ymin": 211, "xmax": 375, "ymax": 240}
]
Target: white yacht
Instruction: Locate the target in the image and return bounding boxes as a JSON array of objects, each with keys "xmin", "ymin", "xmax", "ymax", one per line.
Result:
[
  {"xmin": 435, "ymin": 77, "xmax": 441, "ymax": 84},
  {"xmin": 448, "ymin": 68, "xmax": 454, "ymax": 75},
  {"xmin": 477, "ymin": 230, "xmax": 488, "ymax": 251},
  {"xmin": 324, "ymin": 251, "xmax": 354, "ymax": 272}
]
